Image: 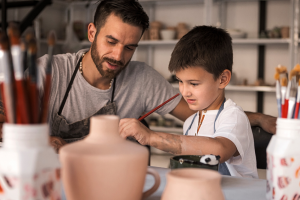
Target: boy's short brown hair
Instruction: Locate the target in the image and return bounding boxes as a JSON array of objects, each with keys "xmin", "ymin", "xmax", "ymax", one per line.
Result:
[{"xmin": 169, "ymin": 26, "xmax": 233, "ymax": 80}]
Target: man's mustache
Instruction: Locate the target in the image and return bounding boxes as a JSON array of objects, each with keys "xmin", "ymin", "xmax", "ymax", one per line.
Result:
[{"xmin": 103, "ymin": 57, "xmax": 124, "ymax": 67}]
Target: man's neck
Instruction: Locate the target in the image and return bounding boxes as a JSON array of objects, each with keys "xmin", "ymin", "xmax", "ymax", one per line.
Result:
[{"xmin": 81, "ymin": 50, "xmax": 112, "ymax": 90}]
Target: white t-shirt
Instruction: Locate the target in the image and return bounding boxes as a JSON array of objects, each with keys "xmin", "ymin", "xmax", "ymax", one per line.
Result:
[{"xmin": 183, "ymin": 99, "xmax": 258, "ymax": 178}]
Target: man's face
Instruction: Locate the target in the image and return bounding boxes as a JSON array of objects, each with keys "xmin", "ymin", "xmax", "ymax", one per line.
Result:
[{"xmin": 90, "ymin": 14, "xmax": 143, "ymax": 79}]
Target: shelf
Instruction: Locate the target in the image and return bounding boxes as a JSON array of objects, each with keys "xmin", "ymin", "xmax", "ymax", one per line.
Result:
[
  {"xmin": 171, "ymin": 83, "xmax": 276, "ymax": 92},
  {"xmin": 149, "ymin": 126, "xmax": 183, "ymax": 134},
  {"xmin": 138, "ymin": 38, "xmax": 290, "ymax": 46},
  {"xmin": 38, "ymin": 39, "xmax": 66, "ymax": 45}
]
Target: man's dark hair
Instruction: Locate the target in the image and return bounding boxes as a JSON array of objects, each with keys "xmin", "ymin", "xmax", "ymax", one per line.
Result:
[
  {"xmin": 169, "ymin": 26, "xmax": 233, "ymax": 80},
  {"xmin": 94, "ymin": 0, "xmax": 149, "ymax": 35}
]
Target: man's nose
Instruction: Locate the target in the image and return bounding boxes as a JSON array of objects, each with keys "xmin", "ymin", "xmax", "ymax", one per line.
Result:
[{"xmin": 112, "ymin": 45, "xmax": 124, "ymax": 63}]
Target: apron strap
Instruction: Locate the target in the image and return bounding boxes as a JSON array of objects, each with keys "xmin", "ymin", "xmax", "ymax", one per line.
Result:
[
  {"xmin": 111, "ymin": 77, "xmax": 116, "ymax": 102},
  {"xmin": 58, "ymin": 55, "xmax": 83, "ymax": 115}
]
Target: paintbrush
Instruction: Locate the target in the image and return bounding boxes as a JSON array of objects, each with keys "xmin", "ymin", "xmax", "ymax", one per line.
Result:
[
  {"xmin": 40, "ymin": 31, "xmax": 56, "ymax": 123},
  {"xmin": 27, "ymin": 39, "xmax": 39, "ymax": 123},
  {"xmin": 274, "ymin": 72, "xmax": 281, "ymax": 117},
  {"xmin": 138, "ymin": 93, "xmax": 180, "ymax": 121},
  {"xmin": 281, "ymin": 77, "xmax": 288, "ymax": 118},
  {"xmin": 0, "ymin": 30, "xmax": 15, "ymax": 123},
  {"xmin": 287, "ymin": 75, "xmax": 297, "ymax": 119},
  {"xmin": 294, "ymin": 79, "xmax": 300, "ymax": 119},
  {"xmin": 7, "ymin": 23, "xmax": 31, "ymax": 124}
]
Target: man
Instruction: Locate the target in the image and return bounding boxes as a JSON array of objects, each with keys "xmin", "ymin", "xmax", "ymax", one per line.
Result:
[{"xmin": 0, "ymin": 0, "xmax": 276, "ymax": 152}]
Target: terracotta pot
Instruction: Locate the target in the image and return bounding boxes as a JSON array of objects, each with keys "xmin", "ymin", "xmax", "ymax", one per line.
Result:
[
  {"xmin": 161, "ymin": 168, "xmax": 224, "ymax": 200},
  {"xmin": 59, "ymin": 115, "xmax": 160, "ymax": 200}
]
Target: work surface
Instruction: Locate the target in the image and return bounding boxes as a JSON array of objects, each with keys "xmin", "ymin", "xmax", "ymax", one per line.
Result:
[
  {"xmin": 61, "ymin": 166, "xmax": 267, "ymax": 200},
  {"xmin": 144, "ymin": 166, "xmax": 267, "ymax": 200}
]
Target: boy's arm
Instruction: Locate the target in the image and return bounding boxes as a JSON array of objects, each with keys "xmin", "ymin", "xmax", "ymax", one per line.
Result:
[
  {"xmin": 170, "ymin": 98, "xmax": 276, "ymax": 134},
  {"xmin": 119, "ymin": 118, "xmax": 237, "ymax": 163}
]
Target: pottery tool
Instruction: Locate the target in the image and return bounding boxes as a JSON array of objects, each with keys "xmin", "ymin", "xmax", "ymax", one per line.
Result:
[
  {"xmin": 274, "ymin": 72, "xmax": 281, "ymax": 117},
  {"xmin": 294, "ymin": 79, "xmax": 300, "ymax": 119},
  {"xmin": 138, "ymin": 93, "xmax": 180, "ymax": 121},
  {"xmin": 0, "ymin": 31, "xmax": 15, "ymax": 123},
  {"xmin": 8, "ymin": 23, "xmax": 31, "ymax": 124},
  {"xmin": 27, "ymin": 39, "xmax": 39, "ymax": 123},
  {"xmin": 41, "ymin": 31, "xmax": 56, "ymax": 123},
  {"xmin": 281, "ymin": 77, "xmax": 288, "ymax": 118}
]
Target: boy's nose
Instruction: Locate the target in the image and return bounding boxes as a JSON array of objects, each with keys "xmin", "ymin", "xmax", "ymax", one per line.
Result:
[{"xmin": 180, "ymin": 84, "xmax": 191, "ymax": 97}]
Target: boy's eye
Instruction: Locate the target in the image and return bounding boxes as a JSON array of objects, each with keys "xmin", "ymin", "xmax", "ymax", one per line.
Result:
[{"xmin": 190, "ymin": 83, "xmax": 198, "ymax": 86}]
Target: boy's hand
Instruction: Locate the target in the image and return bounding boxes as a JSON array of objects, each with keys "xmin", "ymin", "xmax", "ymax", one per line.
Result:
[{"xmin": 119, "ymin": 118, "xmax": 153, "ymax": 146}]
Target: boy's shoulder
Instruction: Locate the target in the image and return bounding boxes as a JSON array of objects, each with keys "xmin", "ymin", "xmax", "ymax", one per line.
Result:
[{"xmin": 220, "ymin": 98, "xmax": 250, "ymax": 124}]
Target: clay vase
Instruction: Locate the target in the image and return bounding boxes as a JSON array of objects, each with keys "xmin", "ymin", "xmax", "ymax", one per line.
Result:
[
  {"xmin": 59, "ymin": 115, "xmax": 160, "ymax": 200},
  {"xmin": 161, "ymin": 168, "xmax": 224, "ymax": 200}
]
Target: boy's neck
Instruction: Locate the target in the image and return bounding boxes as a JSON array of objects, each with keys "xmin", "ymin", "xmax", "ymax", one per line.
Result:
[{"xmin": 200, "ymin": 93, "xmax": 225, "ymax": 113}]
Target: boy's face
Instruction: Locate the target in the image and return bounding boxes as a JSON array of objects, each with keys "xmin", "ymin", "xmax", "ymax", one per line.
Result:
[{"xmin": 176, "ymin": 67, "xmax": 223, "ymax": 111}]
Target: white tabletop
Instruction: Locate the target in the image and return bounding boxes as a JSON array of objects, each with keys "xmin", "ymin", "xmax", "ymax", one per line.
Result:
[
  {"xmin": 144, "ymin": 166, "xmax": 267, "ymax": 200},
  {"xmin": 61, "ymin": 166, "xmax": 267, "ymax": 200}
]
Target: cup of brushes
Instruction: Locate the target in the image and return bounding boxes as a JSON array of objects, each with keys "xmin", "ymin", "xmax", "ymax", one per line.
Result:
[{"xmin": 0, "ymin": 23, "xmax": 61, "ymax": 199}]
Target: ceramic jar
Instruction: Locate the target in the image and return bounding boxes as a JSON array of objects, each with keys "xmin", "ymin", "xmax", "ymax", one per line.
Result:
[
  {"xmin": 59, "ymin": 115, "xmax": 160, "ymax": 200},
  {"xmin": 266, "ymin": 118, "xmax": 300, "ymax": 200},
  {"xmin": 0, "ymin": 124, "xmax": 61, "ymax": 200},
  {"xmin": 161, "ymin": 168, "xmax": 224, "ymax": 200}
]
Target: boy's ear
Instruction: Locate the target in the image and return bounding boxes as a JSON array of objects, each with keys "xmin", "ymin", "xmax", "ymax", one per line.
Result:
[
  {"xmin": 88, "ymin": 23, "xmax": 97, "ymax": 43},
  {"xmin": 219, "ymin": 69, "xmax": 231, "ymax": 89}
]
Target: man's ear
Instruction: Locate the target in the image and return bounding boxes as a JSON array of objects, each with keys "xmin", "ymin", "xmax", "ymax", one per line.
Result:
[
  {"xmin": 88, "ymin": 23, "xmax": 97, "ymax": 43},
  {"xmin": 219, "ymin": 69, "xmax": 231, "ymax": 89}
]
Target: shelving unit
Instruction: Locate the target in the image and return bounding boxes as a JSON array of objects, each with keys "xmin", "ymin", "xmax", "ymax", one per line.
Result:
[{"xmin": 30, "ymin": 0, "xmax": 298, "ymax": 118}]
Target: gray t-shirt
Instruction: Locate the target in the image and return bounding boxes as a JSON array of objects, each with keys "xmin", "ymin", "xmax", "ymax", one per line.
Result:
[{"xmin": 37, "ymin": 49, "xmax": 181, "ymax": 129}]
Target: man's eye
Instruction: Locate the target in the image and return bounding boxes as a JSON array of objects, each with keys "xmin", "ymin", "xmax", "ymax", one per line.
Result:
[
  {"xmin": 126, "ymin": 46, "xmax": 134, "ymax": 51},
  {"xmin": 108, "ymin": 41, "xmax": 116, "ymax": 45}
]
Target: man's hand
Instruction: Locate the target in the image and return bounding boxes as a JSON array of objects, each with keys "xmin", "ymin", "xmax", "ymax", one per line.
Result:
[
  {"xmin": 245, "ymin": 112, "xmax": 276, "ymax": 134},
  {"xmin": 49, "ymin": 136, "xmax": 67, "ymax": 153},
  {"xmin": 119, "ymin": 118, "xmax": 153, "ymax": 146}
]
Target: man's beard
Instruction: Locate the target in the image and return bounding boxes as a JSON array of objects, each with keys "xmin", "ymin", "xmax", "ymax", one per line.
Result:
[{"xmin": 91, "ymin": 39, "xmax": 130, "ymax": 80}]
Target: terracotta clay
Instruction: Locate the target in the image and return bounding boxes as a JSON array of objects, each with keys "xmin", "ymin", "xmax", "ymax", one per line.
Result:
[
  {"xmin": 161, "ymin": 168, "xmax": 225, "ymax": 200},
  {"xmin": 59, "ymin": 115, "xmax": 160, "ymax": 200}
]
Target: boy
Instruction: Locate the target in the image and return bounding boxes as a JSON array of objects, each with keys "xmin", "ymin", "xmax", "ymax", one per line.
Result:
[{"xmin": 119, "ymin": 26, "xmax": 258, "ymax": 178}]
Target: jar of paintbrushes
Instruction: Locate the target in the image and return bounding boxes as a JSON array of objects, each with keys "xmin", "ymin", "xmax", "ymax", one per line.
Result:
[
  {"xmin": 266, "ymin": 64, "xmax": 300, "ymax": 200},
  {"xmin": 0, "ymin": 23, "xmax": 60, "ymax": 199}
]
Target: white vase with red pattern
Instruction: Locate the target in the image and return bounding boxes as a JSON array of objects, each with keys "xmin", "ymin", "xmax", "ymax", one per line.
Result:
[
  {"xmin": 266, "ymin": 118, "xmax": 300, "ymax": 200},
  {"xmin": 0, "ymin": 124, "xmax": 61, "ymax": 200}
]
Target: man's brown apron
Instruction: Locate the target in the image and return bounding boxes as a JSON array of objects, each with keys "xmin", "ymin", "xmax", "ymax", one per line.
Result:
[{"xmin": 51, "ymin": 55, "xmax": 117, "ymax": 143}]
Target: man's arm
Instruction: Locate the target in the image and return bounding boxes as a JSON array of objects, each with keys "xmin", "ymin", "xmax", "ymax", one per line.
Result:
[
  {"xmin": 245, "ymin": 111, "xmax": 276, "ymax": 134},
  {"xmin": 170, "ymin": 98, "xmax": 277, "ymax": 134},
  {"xmin": 119, "ymin": 118, "xmax": 238, "ymax": 163}
]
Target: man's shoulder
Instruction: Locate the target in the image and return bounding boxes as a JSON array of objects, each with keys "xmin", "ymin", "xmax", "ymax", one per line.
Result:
[{"xmin": 122, "ymin": 61, "xmax": 162, "ymax": 78}]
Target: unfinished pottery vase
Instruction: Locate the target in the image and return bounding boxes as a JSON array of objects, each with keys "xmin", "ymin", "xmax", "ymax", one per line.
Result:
[{"xmin": 59, "ymin": 115, "xmax": 160, "ymax": 200}]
